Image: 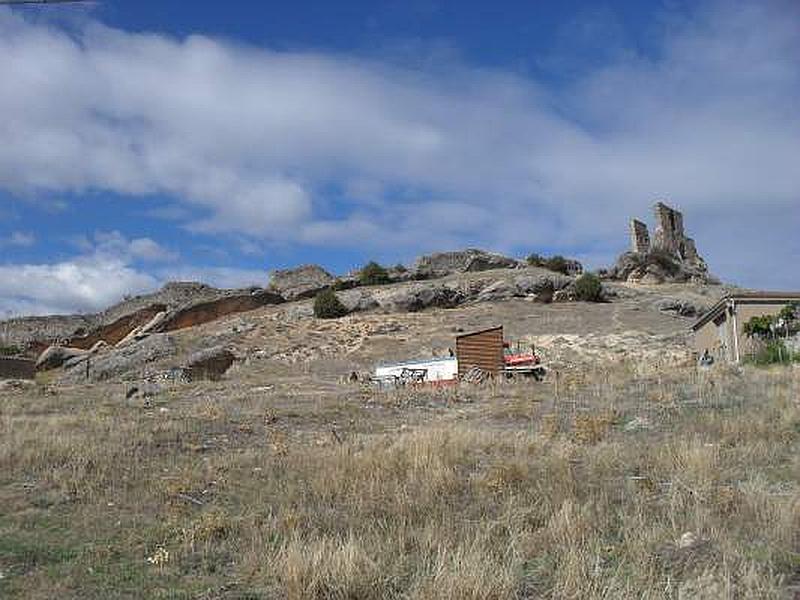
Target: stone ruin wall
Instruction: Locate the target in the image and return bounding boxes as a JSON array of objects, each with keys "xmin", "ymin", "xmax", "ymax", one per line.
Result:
[
  {"xmin": 652, "ymin": 202, "xmax": 686, "ymax": 257},
  {"xmin": 628, "ymin": 201, "xmax": 705, "ymax": 269},
  {"xmin": 629, "ymin": 219, "xmax": 651, "ymax": 254}
]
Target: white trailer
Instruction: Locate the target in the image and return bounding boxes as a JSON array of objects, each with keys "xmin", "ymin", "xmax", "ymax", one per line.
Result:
[{"xmin": 374, "ymin": 356, "xmax": 458, "ymax": 386}]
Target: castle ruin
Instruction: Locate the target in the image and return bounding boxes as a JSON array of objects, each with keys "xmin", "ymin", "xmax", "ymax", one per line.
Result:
[{"xmin": 629, "ymin": 201, "xmax": 705, "ymax": 269}]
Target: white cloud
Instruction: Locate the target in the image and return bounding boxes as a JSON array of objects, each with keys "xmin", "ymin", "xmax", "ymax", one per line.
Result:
[
  {"xmin": 0, "ymin": 256, "xmax": 158, "ymax": 316},
  {"xmin": 91, "ymin": 230, "xmax": 179, "ymax": 263},
  {"xmin": 0, "ymin": 1, "xmax": 797, "ymax": 291}
]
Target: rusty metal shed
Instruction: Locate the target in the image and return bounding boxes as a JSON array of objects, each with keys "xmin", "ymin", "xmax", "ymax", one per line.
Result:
[{"xmin": 455, "ymin": 326, "xmax": 504, "ymax": 378}]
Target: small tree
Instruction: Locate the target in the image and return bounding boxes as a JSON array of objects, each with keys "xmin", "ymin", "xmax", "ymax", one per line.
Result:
[
  {"xmin": 574, "ymin": 273, "xmax": 603, "ymax": 302},
  {"xmin": 543, "ymin": 255, "xmax": 570, "ymax": 275},
  {"xmin": 359, "ymin": 261, "xmax": 391, "ymax": 286},
  {"xmin": 743, "ymin": 315, "xmax": 775, "ymax": 338},
  {"xmin": 313, "ymin": 288, "xmax": 348, "ymax": 319},
  {"xmin": 526, "ymin": 253, "xmax": 544, "ymax": 267}
]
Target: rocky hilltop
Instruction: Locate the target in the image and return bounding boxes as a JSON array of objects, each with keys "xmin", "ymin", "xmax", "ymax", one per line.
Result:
[{"xmin": 0, "ymin": 232, "xmax": 731, "ymax": 385}]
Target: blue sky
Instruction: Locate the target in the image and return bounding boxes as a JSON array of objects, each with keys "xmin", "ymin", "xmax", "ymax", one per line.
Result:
[{"xmin": 0, "ymin": 0, "xmax": 798, "ymax": 315}]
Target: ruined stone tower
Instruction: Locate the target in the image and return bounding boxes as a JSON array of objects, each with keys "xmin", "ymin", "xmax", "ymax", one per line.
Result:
[
  {"xmin": 629, "ymin": 219, "xmax": 651, "ymax": 254},
  {"xmin": 628, "ymin": 201, "xmax": 707, "ymax": 269}
]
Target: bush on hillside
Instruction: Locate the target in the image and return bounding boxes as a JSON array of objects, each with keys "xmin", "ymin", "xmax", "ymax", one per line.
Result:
[
  {"xmin": 0, "ymin": 345, "xmax": 21, "ymax": 357},
  {"xmin": 744, "ymin": 340, "xmax": 798, "ymax": 365},
  {"xmin": 526, "ymin": 253, "xmax": 544, "ymax": 267},
  {"xmin": 359, "ymin": 261, "xmax": 391, "ymax": 286},
  {"xmin": 313, "ymin": 288, "xmax": 349, "ymax": 319},
  {"xmin": 744, "ymin": 315, "xmax": 774, "ymax": 338},
  {"xmin": 526, "ymin": 253, "xmax": 573, "ymax": 275},
  {"xmin": 574, "ymin": 273, "xmax": 603, "ymax": 302}
]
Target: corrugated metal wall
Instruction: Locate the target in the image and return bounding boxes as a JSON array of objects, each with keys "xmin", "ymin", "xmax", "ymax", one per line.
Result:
[{"xmin": 456, "ymin": 326, "xmax": 504, "ymax": 378}]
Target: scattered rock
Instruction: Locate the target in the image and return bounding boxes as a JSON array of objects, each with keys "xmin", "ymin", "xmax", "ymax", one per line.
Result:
[
  {"xmin": 677, "ymin": 531, "xmax": 704, "ymax": 550},
  {"xmin": 553, "ymin": 289, "xmax": 575, "ymax": 303},
  {"xmin": 124, "ymin": 381, "xmax": 162, "ymax": 400},
  {"xmin": 268, "ymin": 264, "xmax": 334, "ymax": 300},
  {"xmin": 0, "ymin": 379, "xmax": 37, "ymax": 393},
  {"xmin": 183, "ymin": 346, "xmax": 236, "ymax": 381},
  {"xmin": 623, "ymin": 416, "xmax": 652, "ymax": 432},
  {"xmin": 655, "ymin": 298, "xmax": 703, "ymax": 318}
]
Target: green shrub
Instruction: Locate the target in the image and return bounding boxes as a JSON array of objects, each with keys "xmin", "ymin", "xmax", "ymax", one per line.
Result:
[
  {"xmin": 744, "ymin": 340, "xmax": 798, "ymax": 365},
  {"xmin": 778, "ymin": 302, "xmax": 799, "ymax": 324},
  {"xmin": 0, "ymin": 345, "xmax": 21, "ymax": 357},
  {"xmin": 744, "ymin": 315, "xmax": 775, "ymax": 338},
  {"xmin": 645, "ymin": 249, "xmax": 681, "ymax": 277},
  {"xmin": 313, "ymin": 288, "xmax": 348, "ymax": 319},
  {"xmin": 527, "ymin": 253, "xmax": 574, "ymax": 275},
  {"xmin": 393, "ymin": 263, "xmax": 407, "ymax": 273},
  {"xmin": 359, "ymin": 261, "xmax": 391, "ymax": 286},
  {"xmin": 574, "ymin": 273, "xmax": 603, "ymax": 302},
  {"xmin": 331, "ymin": 278, "xmax": 357, "ymax": 291},
  {"xmin": 543, "ymin": 255, "xmax": 570, "ymax": 275},
  {"xmin": 526, "ymin": 253, "xmax": 544, "ymax": 267}
]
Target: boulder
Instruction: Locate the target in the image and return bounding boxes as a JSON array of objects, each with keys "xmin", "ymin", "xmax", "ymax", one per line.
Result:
[
  {"xmin": 60, "ymin": 334, "xmax": 178, "ymax": 383},
  {"xmin": 412, "ymin": 249, "xmax": 519, "ymax": 279},
  {"xmin": 268, "ymin": 265, "xmax": 334, "ymax": 300},
  {"xmin": 337, "ymin": 290, "xmax": 380, "ymax": 313},
  {"xmin": 553, "ymin": 289, "xmax": 575, "ymax": 303},
  {"xmin": 183, "ymin": 346, "xmax": 236, "ymax": 381},
  {"xmin": 36, "ymin": 345, "xmax": 87, "ymax": 371},
  {"xmin": 655, "ymin": 298, "xmax": 702, "ymax": 318},
  {"xmin": 473, "ymin": 280, "xmax": 517, "ymax": 303},
  {"xmin": 375, "ymin": 284, "xmax": 466, "ymax": 312}
]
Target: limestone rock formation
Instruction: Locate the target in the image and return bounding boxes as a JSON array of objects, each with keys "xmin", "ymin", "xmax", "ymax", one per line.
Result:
[
  {"xmin": 268, "ymin": 265, "xmax": 335, "ymax": 300},
  {"xmin": 373, "ymin": 284, "xmax": 466, "ymax": 312},
  {"xmin": 61, "ymin": 334, "xmax": 178, "ymax": 383},
  {"xmin": 412, "ymin": 249, "xmax": 520, "ymax": 279},
  {"xmin": 183, "ymin": 346, "xmax": 236, "ymax": 381},
  {"xmin": 36, "ymin": 345, "xmax": 88, "ymax": 371}
]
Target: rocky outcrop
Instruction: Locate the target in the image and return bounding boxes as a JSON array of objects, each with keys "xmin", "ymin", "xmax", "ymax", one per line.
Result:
[
  {"xmin": 337, "ymin": 289, "xmax": 380, "ymax": 313},
  {"xmin": 412, "ymin": 249, "xmax": 519, "ymax": 279},
  {"xmin": 610, "ymin": 251, "xmax": 715, "ymax": 285},
  {"xmin": 61, "ymin": 334, "xmax": 178, "ymax": 383},
  {"xmin": 183, "ymin": 346, "xmax": 236, "ymax": 381},
  {"xmin": 268, "ymin": 265, "xmax": 334, "ymax": 300},
  {"xmin": 373, "ymin": 284, "xmax": 466, "ymax": 312},
  {"xmin": 157, "ymin": 290, "xmax": 283, "ymax": 332},
  {"xmin": 0, "ymin": 281, "xmax": 284, "ymax": 353},
  {"xmin": 36, "ymin": 346, "xmax": 88, "ymax": 370},
  {"xmin": 68, "ymin": 305, "xmax": 168, "ymax": 350}
]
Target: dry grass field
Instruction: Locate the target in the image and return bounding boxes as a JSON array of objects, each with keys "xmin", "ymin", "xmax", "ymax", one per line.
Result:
[{"xmin": 2, "ymin": 360, "xmax": 799, "ymax": 599}]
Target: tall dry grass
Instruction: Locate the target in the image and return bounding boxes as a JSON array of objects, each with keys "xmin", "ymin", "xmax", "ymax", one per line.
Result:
[{"xmin": 0, "ymin": 364, "xmax": 799, "ymax": 598}]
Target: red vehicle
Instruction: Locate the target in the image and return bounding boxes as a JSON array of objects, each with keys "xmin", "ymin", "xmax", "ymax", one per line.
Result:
[{"xmin": 503, "ymin": 342, "xmax": 545, "ymax": 380}]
